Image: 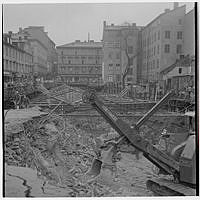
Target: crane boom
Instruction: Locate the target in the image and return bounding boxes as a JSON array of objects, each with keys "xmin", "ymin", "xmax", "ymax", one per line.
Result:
[{"xmin": 82, "ymin": 90, "xmax": 180, "ymax": 178}]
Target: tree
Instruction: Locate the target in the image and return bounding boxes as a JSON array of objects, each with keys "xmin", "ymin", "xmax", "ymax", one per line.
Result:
[{"xmin": 121, "ymin": 29, "xmax": 139, "ymax": 89}]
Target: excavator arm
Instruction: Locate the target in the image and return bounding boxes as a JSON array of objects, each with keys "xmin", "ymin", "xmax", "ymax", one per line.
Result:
[{"xmin": 82, "ymin": 90, "xmax": 180, "ymax": 180}]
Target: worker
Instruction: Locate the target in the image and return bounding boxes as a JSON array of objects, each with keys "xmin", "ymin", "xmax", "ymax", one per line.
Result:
[
  {"xmin": 22, "ymin": 95, "xmax": 30, "ymax": 109},
  {"xmin": 15, "ymin": 91, "xmax": 22, "ymax": 109},
  {"xmin": 158, "ymin": 129, "xmax": 170, "ymax": 152}
]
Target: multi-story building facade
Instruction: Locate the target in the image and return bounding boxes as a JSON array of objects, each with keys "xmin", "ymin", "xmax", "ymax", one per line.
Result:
[
  {"xmin": 11, "ymin": 27, "xmax": 49, "ymax": 77},
  {"xmin": 56, "ymin": 40, "xmax": 103, "ymax": 85},
  {"xmin": 3, "ymin": 33, "xmax": 33, "ymax": 83},
  {"xmin": 23, "ymin": 26, "xmax": 57, "ymax": 74},
  {"xmin": 183, "ymin": 8, "xmax": 195, "ymax": 57},
  {"xmin": 102, "ymin": 21, "xmax": 142, "ymax": 85},
  {"xmin": 141, "ymin": 3, "xmax": 186, "ymax": 84}
]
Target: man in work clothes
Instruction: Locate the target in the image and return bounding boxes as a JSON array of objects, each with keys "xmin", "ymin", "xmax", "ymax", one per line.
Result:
[{"xmin": 14, "ymin": 91, "xmax": 22, "ymax": 109}]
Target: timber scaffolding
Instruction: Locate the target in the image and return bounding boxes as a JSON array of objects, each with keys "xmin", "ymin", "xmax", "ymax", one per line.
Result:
[{"xmin": 32, "ymin": 84, "xmax": 194, "ymax": 115}]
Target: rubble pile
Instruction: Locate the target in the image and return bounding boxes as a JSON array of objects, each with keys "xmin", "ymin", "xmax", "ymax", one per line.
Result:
[
  {"xmin": 5, "ymin": 109, "xmax": 128, "ymax": 197},
  {"xmin": 5, "ymin": 104, "xmax": 188, "ymax": 197}
]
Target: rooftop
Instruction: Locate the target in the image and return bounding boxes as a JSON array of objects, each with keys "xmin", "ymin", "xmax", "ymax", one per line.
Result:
[
  {"xmin": 160, "ymin": 55, "xmax": 194, "ymax": 75},
  {"xmin": 56, "ymin": 40, "xmax": 103, "ymax": 48},
  {"xmin": 143, "ymin": 5, "xmax": 186, "ymax": 30}
]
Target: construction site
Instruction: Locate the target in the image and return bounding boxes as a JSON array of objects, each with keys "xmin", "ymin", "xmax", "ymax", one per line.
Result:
[{"xmin": 4, "ymin": 82, "xmax": 196, "ymax": 197}]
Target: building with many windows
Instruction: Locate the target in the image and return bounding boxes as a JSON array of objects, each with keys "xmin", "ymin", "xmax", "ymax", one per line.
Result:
[
  {"xmin": 11, "ymin": 28, "xmax": 49, "ymax": 77},
  {"xmin": 56, "ymin": 40, "xmax": 103, "ymax": 86},
  {"xmin": 3, "ymin": 33, "xmax": 33, "ymax": 83},
  {"xmin": 102, "ymin": 21, "xmax": 142, "ymax": 85},
  {"xmin": 23, "ymin": 26, "xmax": 57, "ymax": 74},
  {"xmin": 140, "ymin": 3, "xmax": 186, "ymax": 83},
  {"xmin": 11, "ymin": 26, "xmax": 57, "ymax": 77},
  {"xmin": 183, "ymin": 8, "xmax": 195, "ymax": 57}
]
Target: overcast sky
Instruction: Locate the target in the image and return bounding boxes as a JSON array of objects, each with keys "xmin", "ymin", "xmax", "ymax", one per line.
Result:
[{"xmin": 3, "ymin": 2, "xmax": 195, "ymax": 46}]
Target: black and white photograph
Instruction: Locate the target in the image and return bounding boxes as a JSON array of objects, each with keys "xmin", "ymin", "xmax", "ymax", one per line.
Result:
[{"xmin": 2, "ymin": 1, "xmax": 198, "ymax": 197}]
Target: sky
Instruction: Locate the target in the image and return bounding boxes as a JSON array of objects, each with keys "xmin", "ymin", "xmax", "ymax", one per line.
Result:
[{"xmin": 3, "ymin": 2, "xmax": 195, "ymax": 46}]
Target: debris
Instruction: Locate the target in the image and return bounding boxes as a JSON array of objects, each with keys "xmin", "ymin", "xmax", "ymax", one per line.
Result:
[{"xmin": 6, "ymin": 93, "xmax": 183, "ymax": 197}]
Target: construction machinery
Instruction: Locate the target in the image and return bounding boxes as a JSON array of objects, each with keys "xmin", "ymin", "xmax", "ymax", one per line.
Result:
[{"xmin": 82, "ymin": 89, "xmax": 196, "ymax": 196}]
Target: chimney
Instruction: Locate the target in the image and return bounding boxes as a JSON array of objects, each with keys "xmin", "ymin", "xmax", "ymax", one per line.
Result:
[
  {"xmin": 111, "ymin": 23, "xmax": 114, "ymax": 26},
  {"xmin": 173, "ymin": 2, "xmax": 179, "ymax": 9},
  {"xmin": 103, "ymin": 21, "xmax": 106, "ymax": 27},
  {"xmin": 132, "ymin": 23, "xmax": 136, "ymax": 27},
  {"xmin": 8, "ymin": 31, "xmax": 12, "ymax": 44},
  {"xmin": 19, "ymin": 27, "xmax": 22, "ymax": 32},
  {"xmin": 164, "ymin": 8, "xmax": 170, "ymax": 13},
  {"xmin": 75, "ymin": 40, "xmax": 80, "ymax": 42}
]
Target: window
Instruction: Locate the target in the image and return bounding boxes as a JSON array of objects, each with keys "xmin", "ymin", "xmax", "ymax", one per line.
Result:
[
  {"xmin": 177, "ymin": 31, "xmax": 183, "ymax": 39},
  {"xmin": 68, "ymin": 60, "xmax": 71, "ymax": 64},
  {"xmin": 6, "ymin": 60, "xmax": 8, "ymax": 70},
  {"xmin": 164, "ymin": 44, "xmax": 170, "ymax": 53},
  {"xmin": 127, "ymin": 77, "xmax": 132, "ymax": 82},
  {"xmin": 74, "ymin": 77, "xmax": 79, "ymax": 81},
  {"xmin": 154, "ymin": 46, "xmax": 156, "ymax": 56},
  {"xmin": 158, "ymin": 31, "xmax": 160, "ymax": 40},
  {"xmin": 5, "ymin": 46, "xmax": 8, "ymax": 56},
  {"xmin": 154, "ymin": 32, "xmax": 156, "ymax": 42},
  {"xmin": 176, "ymin": 44, "xmax": 182, "ymax": 54},
  {"xmin": 157, "ymin": 59, "xmax": 159, "ymax": 68},
  {"xmin": 128, "ymin": 46, "xmax": 133, "ymax": 54},
  {"xmin": 83, "ymin": 66, "xmax": 87, "ymax": 73},
  {"xmin": 153, "ymin": 60, "xmax": 155, "ymax": 69},
  {"xmin": 179, "ymin": 68, "xmax": 182, "ymax": 74},
  {"xmin": 116, "ymin": 64, "xmax": 120, "ymax": 67},
  {"xmin": 127, "ymin": 68, "xmax": 133, "ymax": 75},
  {"xmin": 109, "ymin": 64, "xmax": 113, "ymax": 66},
  {"xmin": 178, "ymin": 19, "xmax": 182, "ymax": 25},
  {"xmin": 116, "ymin": 52, "xmax": 120, "ymax": 59},
  {"xmin": 116, "ymin": 74, "xmax": 121, "ymax": 82},
  {"xmin": 82, "ymin": 60, "xmax": 84, "ymax": 64},
  {"xmin": 165, "ymin": 31, "xmax": 170, "ymax": 39},
  {"xmin": 157, "ymin": 45, "xmax": 160, "ymax": 54},
  {"xmin": 129, "ymin": 58, "xmax": 133, "ymax": 66},
  {"xmin": 108, "ymin": 75, "xmax": 113, "ymax": 82}
]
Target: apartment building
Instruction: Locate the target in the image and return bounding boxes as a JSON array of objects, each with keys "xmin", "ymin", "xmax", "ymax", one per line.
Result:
[
  {"xmin": 22, "ymin": 26, "xmax": 57, "ymax": 74},
  {"xmin": 11, "ymin": 28, "xmax": 49, "ymax": 76},
  {"xmin": 141, "ymin": 3, "xmax": 186, "ymax": 83},
  {"xmin": 102, "ymin": 21, "xmax": 142, "ymax": 85},
  {"xmin": 183, "ymin": 8, "xmax": 195, "ymax": 57},
  {"xmin": 3, "ymin": 33, "xmax": 33, "ymax": 83},
  {"xmin": 56, "ymin": 40, "xmax": 103, "ymax": 85}
]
